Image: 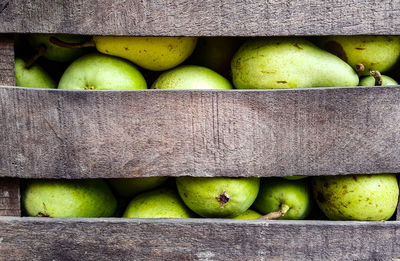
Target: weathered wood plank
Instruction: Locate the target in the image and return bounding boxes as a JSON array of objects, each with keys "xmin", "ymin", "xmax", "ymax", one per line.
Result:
[
  {"xmin": 0, "ymin": 35, "xmax": 14, "ymax": 85},
  {"xmin": 0, "ymin": 35, "xmax": 20, "ymax": 216},
  {"xmin": 0, "ymin": 179, "xmax": 20, "ymax": 216},
  {"xmin": 1, "ymin": 86, "xmax": 400, "ymax": 179},
  {"xmin": 0, "ymin": 218, "xmax": 400, "ymax": 260},
  {"xmin": 1, "ymin": 0, "xmax": 400, "ymax": 36}
]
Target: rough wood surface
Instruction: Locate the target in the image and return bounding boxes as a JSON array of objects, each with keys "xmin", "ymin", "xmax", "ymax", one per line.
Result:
[
  {"xmin": 0, "ymin": 217, "xmax": 400, "ymax": 260},
  {"xmin": 1, "ymin": 0, "xmax": 400, "ymax": 36},
  {"xmin": 0, "ymin": 35, "xmax": 14, "ymax": 85},
  {"xmin": 1, "ymin": 86, "xmax": 400, "ymax": 179},
  {"xmin": 0, "ymin": 179, "xmax": 20, "ymax": 216},
  {"xmin": 0, "ymin": 36, "xmax": 19, "ymax": 216}
]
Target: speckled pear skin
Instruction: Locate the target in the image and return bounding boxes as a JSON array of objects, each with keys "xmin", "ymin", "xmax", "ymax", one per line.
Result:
[
  {"xmin": 151, "ymin": 65, "xmax": 233, "ymax": 90},
  {"xmin": 312, "ymin": 174, "xmax": 399, "ymax": 221},
  {"xmin": 319, "ymin": 36, "xmax": 400, "ymax": 76},
  {"xmin": 359, "ymin": 75, "xmax": 398, "ymax": 86},
  {"xmin": 23, "ymin": 179, "xmax": 117, "ymax": 218},
  {"xmin": 176, "ymin": 177, "xmax": 260, "ymax": 218},
  {"xmin": 108, "ymin": 177, "xmax": 168, "ymax": 198},
  {"xmin": 123, "ymin": 187, "xmax": 197, "ymax": 218},
  {"xmin": 253, "ymin": 178, "xmax": 312, "ymax": 220},
  {"xmin": 232, "ymin": 209, "xmax": 262, "ymax": 219},
  {"xmin": 231, "ymin": 37, "xmax": 359, "ymax": 89},
  {"xmin": 93, "ymin": 36, "xmax": 197, "ymax": 71}
]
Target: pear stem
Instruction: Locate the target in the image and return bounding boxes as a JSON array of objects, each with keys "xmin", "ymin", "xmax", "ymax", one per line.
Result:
[
  {"xmin": 24, "ymin": 44, "xmax": 47, "ymax": 69},
  {"xmin": 355, "ymin": 63, "xmax": 365, "ymax": 74},
  {"xmin": 49, "ymin": 36, "xmax": 96, "ymax": 49},
  {"xmin": 257, "ymin": 204, "xmax": 290, "ymax": 220},
  {"xmin": 370, "ymin": 70, "xmax": 383, "ymax": 86}
]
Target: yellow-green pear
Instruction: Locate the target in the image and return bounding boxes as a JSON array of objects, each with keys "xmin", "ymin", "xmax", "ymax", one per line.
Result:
[
  {"xmin": 319, "ymin": 36, "xmax": 400, "ymax": 76},
  {"xmin": 51, "ymin": 36, "xmax": 197, "ymax": 71},
  {"xmin": 359, "ymin": 75, "xmax": 398, "ymax": 86},
  {"xmin": 123, "ymin": 188, "xmax": 197, "ymax": 218},
  {"xmin": 28, "ymin": 34, "xmax": 92, "ymax": 62},
  {"xmin": 232, "ymin": 209, "xmax": 262, "ymax": 219},
  {"xmin": 176, "ymin": 177, "xmax": 260, "ymax": 218},
  {"xmin": 312, "ymin": 174, "xmax": 399, "ymax": 221},
  {"xmin": 23, "ymin": 179, "xmax": 117, "ymax": 218},
  {"xmin": 253, "ymin": 178, "xmax": 312, "ymax": 220},
  {"xmin": 231, "ymin": 37, "xmax": 359, "ymax": 89},
  {"xmin": 15, "ymin": 58, "xmax": 56, "ymax": 89},
  {"xmin": 151, "ymin": 65, "xmax": 232, "ymax": 89}
]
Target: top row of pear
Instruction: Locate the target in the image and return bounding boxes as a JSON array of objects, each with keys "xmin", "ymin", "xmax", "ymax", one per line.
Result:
[{"xmin": 17, "ymin": 34, "xmax": 400, "ymax": 90}]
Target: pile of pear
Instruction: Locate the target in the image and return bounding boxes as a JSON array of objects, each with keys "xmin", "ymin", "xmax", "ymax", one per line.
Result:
[
  {"xmin": 23, "ymin": 173, "xmax": 399, "ymax": 221},
  {"xmin": 15, "ymin": 34, "xmax": 400, "ymax": 91},
  {"xmin": 16, "ymin": 34, "xmax": 400, "ymax": 220}
]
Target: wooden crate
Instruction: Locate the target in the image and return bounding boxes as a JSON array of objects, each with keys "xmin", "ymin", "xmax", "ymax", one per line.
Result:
[{"xmin": 1, "ymin": 0, "xmax": 400, "ymax": 259}]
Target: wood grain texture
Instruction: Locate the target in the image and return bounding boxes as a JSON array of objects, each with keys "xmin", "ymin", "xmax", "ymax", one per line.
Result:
[
  {"xmin": 0, "ymin": 179, "xmax": 19, "ymax": 216},
  {"xmin": 0, "ymin": 35, "xmax": 14, "ymax": 85},
  {"xmin": 0, "ymin": 35, "xmax": 19, "ymax": 216},
  {"xmin": 1, "ymin": 0, "xmax": 400, "ymax": 36},
  {"xmin": 1, "ymin": 86, "xmax": 400, "ymax": 179},
  {"xmin": 0, "ymin": 217, "xmax": 400, "ymax": 260}
]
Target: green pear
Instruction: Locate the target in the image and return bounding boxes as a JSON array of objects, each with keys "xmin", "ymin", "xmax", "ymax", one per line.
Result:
[
  {"xmin": 231, "ymin": 37, "xmax": 359, "ymax": 89},
  {"xmin": 189, "ymin": 37, "xmax": 243, "ymax": 78},
  {"xmin": 176, "ymin": 177, "xmax": 260, "ymax": 218},
  {"xmin": 253, "ymin": 178, "xmax": 311, "ymax": 220},
  {"xmin": 312, "ymin": 174, "xmax": 399, "ymax": 221},
  {"xmin": 15, "ymin": 58, "xmax": 56, "ymax": 89},
  {"xmin": 359, "ymin": 75, "xmax": 398, "ymax": 86},
  {"xmin": 318, "ymin": 36, "xmax": 400, "ymax": 76},
  {"xmin": 28, "ymin": 34, "xmax": 92, "ymax": 62},
  {"xmin": 108, "ymin": 177, "xmax": 168, "ymax": 198},
  {"xmin": 232, "ymin": 209, "xmax": 262, "ymax": 219},
  {"xmin": 151, "ymin": 65, "xmax": 232, "ymax": 90},
  {"xmin": 123, "ymin": 187, "xmax": 197, "ymax": 218},
  {"xmin": 51, "ymin": 36, "xmax": 197, "ymax": 71},
  {"xmin": 23, "ymin": 179, "xmax": 117, "ymax": 218},
  {"xmin": 58, "ymin": 53, "xmax": 147, "ymax": 90}
]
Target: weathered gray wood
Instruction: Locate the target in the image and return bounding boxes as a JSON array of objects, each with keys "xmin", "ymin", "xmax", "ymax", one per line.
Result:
[
  {"xmin": 1, "ymin": 0, "xmax": 400, "ymax": 36},
  {"xmin": 0, "ymin": 217, "xmax": 400, "ymax": 260},
  {"xmin": 0, "ymin": 179, "xmax": 20, "ymax": 216},
  {"xmin": 0, "ymin": 36, "xmax": 19, "ymax": 216},
  {"xmin": 0, "ymin": 35, "xmax": 14, "ymax": 85},
  {"xmin": 1, "ymin": 86, "xmax": 400, "ymax": 179}
]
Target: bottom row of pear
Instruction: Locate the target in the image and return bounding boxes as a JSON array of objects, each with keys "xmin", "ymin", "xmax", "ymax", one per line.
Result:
[{"xmin": 22, "ymin": 174, "xmax": 399, "ymax": 221}]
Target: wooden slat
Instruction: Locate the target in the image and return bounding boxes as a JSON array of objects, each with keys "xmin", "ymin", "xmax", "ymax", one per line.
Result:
[
  {"xmin": 0, "ymin": 179, "xmax": 20, "ymax": 216},
  {"xmin": 0, "ymin": 35, "xmax": 14, "ymax": 85},
  {"xmin": 1, "ymin": 86, "xmax": 400, "ymax": 179},
  {"xmin": 0, "ymin": 35, "xmax": 20, "ymax": 216},
  {"xmin": 1, "ymin": 0, "xmax": 400, "ymax": 36},
  {"xmin": 0, "ymin": 217, "xmax": 400, "ymax": 260}
]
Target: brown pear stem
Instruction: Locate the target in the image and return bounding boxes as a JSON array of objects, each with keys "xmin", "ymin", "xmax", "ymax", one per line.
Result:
[
  {"xmin": 24, "ymin": 44, "xmax": 47, "ymax": 69},
  {"xmin": 370, "ymin": 70, "xmax": 383, "ymax": 86},
  {"xmin": 49, "ymin": 36, "xmax": 96, "ymax": 49},
  {"xmin": 355, "ymin": 63, "xmax": 365, "ymax": 74},
  {"xmin": 258, "ymin": 204, "xmax": 290, "ymax": 220}
]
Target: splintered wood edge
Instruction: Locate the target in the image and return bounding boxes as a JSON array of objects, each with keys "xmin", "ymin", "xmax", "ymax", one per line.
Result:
[
  {"xmin": 1, "ymin": 0, "xmax": 400, "ymax": 35},
  {"xmin": 0, "ymin": 218, "xmax": 400, "ymax": 260}
]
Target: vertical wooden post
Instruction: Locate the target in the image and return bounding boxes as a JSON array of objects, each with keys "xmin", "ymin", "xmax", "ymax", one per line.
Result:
[{"xmin": 0, "ymin": 34, "xmax": 20, "ymax": 216}]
